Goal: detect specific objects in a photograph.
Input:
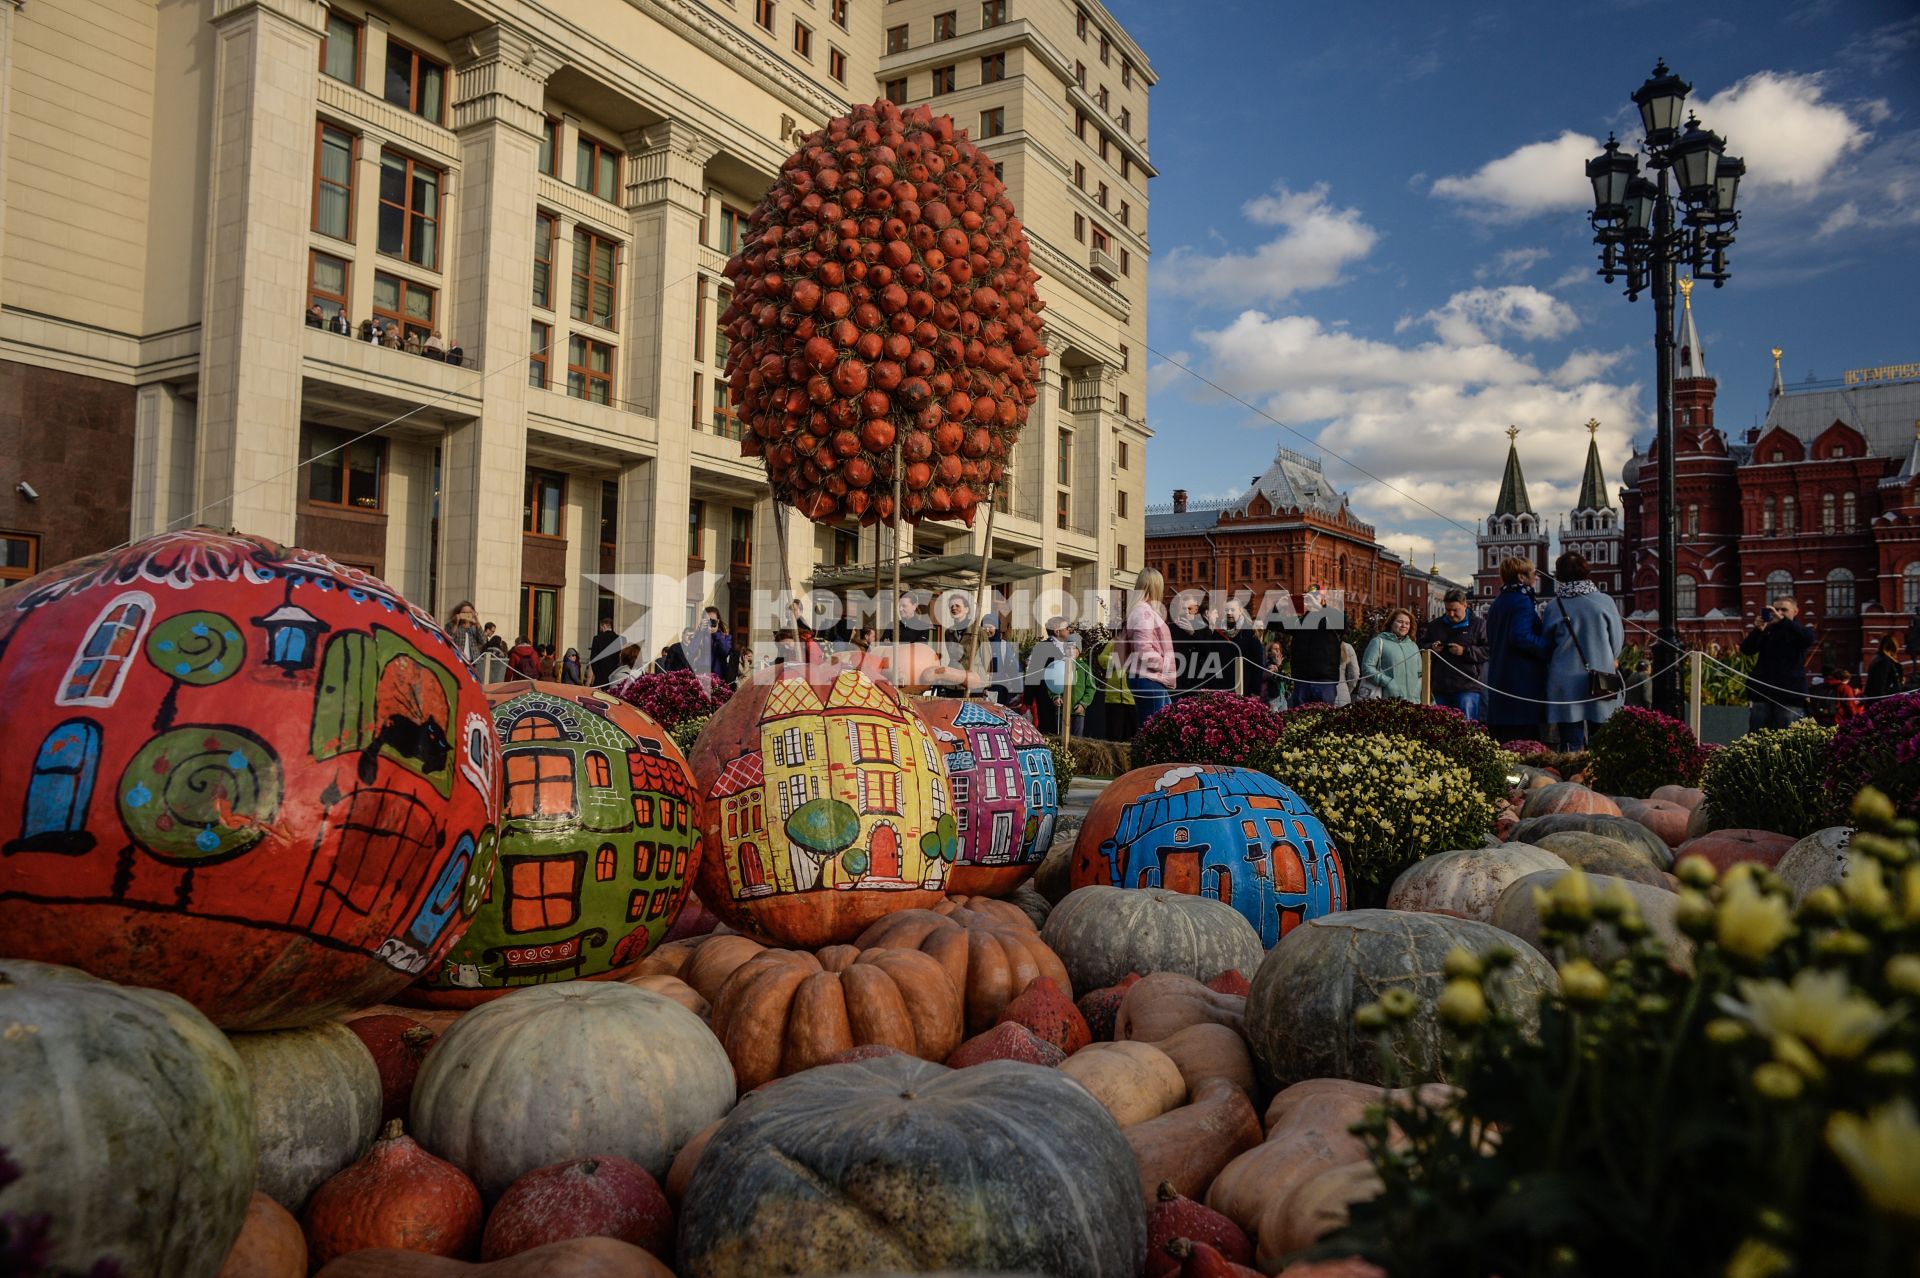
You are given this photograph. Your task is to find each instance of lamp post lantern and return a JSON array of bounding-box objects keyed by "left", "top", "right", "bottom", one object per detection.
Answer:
[{"left": 1588, "top": 60, "right": 1744, "bottom": 720}]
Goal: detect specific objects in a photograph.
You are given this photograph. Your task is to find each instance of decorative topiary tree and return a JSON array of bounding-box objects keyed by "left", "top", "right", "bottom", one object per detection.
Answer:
[{"left": 1587, "top": 705, "right": 1708, "bottom": 798}]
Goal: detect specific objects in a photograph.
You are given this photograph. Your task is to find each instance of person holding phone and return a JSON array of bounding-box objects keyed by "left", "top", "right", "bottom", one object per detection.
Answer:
[{"left": 1740, "top": 595, "right": 1815, "bottom": 731}]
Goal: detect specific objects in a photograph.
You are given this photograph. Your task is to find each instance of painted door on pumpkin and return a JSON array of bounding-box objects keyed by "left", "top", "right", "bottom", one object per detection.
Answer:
[
  {"left": 12, "top": 720, "right": 102, "bottom": 853},
  {"left": 869, "top": 824, "right": 900, "bottom": 878}
]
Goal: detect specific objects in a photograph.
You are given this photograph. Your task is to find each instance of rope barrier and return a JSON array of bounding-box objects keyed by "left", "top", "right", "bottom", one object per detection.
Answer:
[{"left": 1698, "top": 651, "right": 1913, "bottom": 706}]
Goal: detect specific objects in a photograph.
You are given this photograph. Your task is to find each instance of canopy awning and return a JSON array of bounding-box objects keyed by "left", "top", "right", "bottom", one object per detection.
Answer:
[{"left": 806, "top": 553, "right": 1055, "bottom": 592}]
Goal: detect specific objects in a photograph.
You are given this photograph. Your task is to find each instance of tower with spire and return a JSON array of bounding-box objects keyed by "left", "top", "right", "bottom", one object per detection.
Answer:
[
  {"left": 1675, "top": 277, "right": 1716, "bottom": 433},
  {"left": 1474, "top": 426, "right": 1551, "bottom": 601},
  {"left": 1560, "top": 419, "right": 1626, "bottom": 604}
]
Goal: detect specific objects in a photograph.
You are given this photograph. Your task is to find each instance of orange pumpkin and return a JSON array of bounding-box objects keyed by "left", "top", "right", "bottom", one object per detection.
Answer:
[
  {"left": 855, "top": 908, "right": 1070, "bottom": 1032},
  {"left": 710, "top": 945, "right": 964, "bottom": 1089},
  {"left": 1519, "top": 782, "right": 1621, "bottom": 819},
  {"left": 312, "top": 1236, "right": 674, "bottom": 1277},
  {"left": 934, "top": 894, "right": 1039, "bottom": 931},
  {"left": 215, "top": 1191, "right": 308, "bottom": 1278},
  {"left": 303, "top": 1120, "right": 484, "bottom": 1266}
]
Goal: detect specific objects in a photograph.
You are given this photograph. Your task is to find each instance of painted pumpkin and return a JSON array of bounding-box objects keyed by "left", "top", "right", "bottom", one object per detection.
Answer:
[
  {"left": 407, "top": 682, "right": 697, "bottom": 1007},
  {"left": 912, "top": 698, "right": 1059, "bottom": 896},
  {"left": 411, "top": 982, "right": 735, "bottom": 1201},
  {"left": 0, "top": 531, "right": 500, "bottom": 1030},
  {"left": 688, "top": 666, "right": 955, "bottom": 946},
  {"left": 0, "top": 959, "right": 256, "bottom": 1278},
  {"left": 1042, "top": 886, "right": 1265, "bottom": 994},
  {"left": 231, "top": 1019, "right": 384, "bottom": 1212},
  {"left": 1070, "top": 766, "right": 1345, "bottom": 946},
  {"left": 677, "top": 1054, "right": 1146, "bottom": 1278}
]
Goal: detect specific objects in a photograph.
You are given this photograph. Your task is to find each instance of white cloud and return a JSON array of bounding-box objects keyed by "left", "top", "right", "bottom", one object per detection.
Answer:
[
  {"left": 1817, "top": 202, "right": 1862, "bottom": 239},
  {"left": 1430, "top": 130, "right": 1601, "bottom": 221},
  {"left": 1408, "top": 286, "right": 1580, "bottom": 346},
  {"left": 1693, "top": 71, "right": 1870, "bottom": 192},
  {"left": 1474, "top": 246, "right": 1551, "bottom": 281},
  {"left": 1157, "top": 185, "right": 1379, "bottom": 305}
]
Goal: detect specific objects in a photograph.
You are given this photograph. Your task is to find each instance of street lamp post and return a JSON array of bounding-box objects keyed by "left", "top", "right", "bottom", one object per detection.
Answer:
[{"left": 1587, "top": 61, "right": 1745, "bottom": 719}]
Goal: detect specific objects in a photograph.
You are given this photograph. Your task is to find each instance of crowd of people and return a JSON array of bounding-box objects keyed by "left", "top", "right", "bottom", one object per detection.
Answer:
[{"left": 305, "top": 303, "right": 465, "bottom": 365}]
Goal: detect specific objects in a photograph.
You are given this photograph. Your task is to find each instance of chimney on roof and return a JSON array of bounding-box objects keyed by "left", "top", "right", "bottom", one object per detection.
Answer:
[
  {"left": 1172, "top": 489, "right": 1188, "bottom": 513},
  {"left": 1746, "top": 427, "right": 1760, "bottom": 444}
]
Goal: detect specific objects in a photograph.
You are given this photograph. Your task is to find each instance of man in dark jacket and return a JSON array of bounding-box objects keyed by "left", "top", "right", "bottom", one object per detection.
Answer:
[
  {"left": 1419, "top": 589, "right": 1489, "bottom": 721},
  {"left": 1740, "top": 595, "right": 1816, "bottom": 731},
  {"left": 588, "top": 617, "right": 624, "bottom": 686},
  {"left": 1866, "top": 635, "right": 1903, "bottom": 701},
  {"left": 1222, "top": 601, "right": 1267, "bottom": 697},
  {"left": 1286, "top": 594, "right": 1344, "bottom": 706}
]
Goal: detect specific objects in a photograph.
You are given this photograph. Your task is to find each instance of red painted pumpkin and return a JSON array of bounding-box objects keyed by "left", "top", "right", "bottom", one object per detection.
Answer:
[
  {"left": 481, "top": 1156, "right": 672, "bottom": 1262},
  {"left": 303, "top": 1120, "right": 484, "bottom": 1266},
  {"left": 913, "top": 698, "right": 1060, "bottom": 896},
  {"left": 0, "top": 531, "right": 500, "bottom": 1029},
  {"left": 406, "top": 682, "right": 697, "bottom": 1008},
  {"left": 688, "top": 666, "right": 954, "bottom": 946}
]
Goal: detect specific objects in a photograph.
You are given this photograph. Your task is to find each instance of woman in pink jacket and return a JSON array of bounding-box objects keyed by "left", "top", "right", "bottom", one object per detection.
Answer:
[{"left": 1115, "top": 567, "right": 1176, "bottom": 725}]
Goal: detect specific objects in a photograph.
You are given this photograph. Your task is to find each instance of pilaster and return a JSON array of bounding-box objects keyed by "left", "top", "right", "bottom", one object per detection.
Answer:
[
  {"left": 623, "top": 119, "right": 717, "bottom": 422},
  {"left": 194, "top": 0, "right": 329, "bottom": 541},
  {"left": 0, "top": 0, "right": 24, "bottom": 292},
  {"left": 615, "top": 456, "right": 691, "bottom": 659},
  {"left": 131, "top": 382, "right": 194, "bottom": 539}
]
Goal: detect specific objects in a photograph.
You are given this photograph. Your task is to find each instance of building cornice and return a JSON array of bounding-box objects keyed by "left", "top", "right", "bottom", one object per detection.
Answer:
[
  {"left": 1027, "top": 232, "right": 1129, "bottom": 325},
  {"left": 621, "top": 0, "right": 845, "bottom": 124},
  {"left": 211, "top": 0, "right": 327, "bottom": 34},
  {"left": 1078, "top": 0, "right": 1157, "bottom": 85}
]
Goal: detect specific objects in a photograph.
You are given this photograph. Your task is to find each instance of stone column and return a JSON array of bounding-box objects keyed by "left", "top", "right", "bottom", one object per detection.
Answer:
[
  {"left": 194, "top": 0, "right": 329, "bottom": 541},
  {"left": 131, "top": 382, "right": 194, "bottom": 539},
  {"left": 436, "top": 24, "right": 562, "bottom": 625},
  {"left": 614, "top": 455, "right": 691, "bottom": 660}
]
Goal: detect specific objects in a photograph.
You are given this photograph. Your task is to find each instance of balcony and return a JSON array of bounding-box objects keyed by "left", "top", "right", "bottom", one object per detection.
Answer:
[{"left": 1088, "top": 245, "right": 1120, "bottom": 282}]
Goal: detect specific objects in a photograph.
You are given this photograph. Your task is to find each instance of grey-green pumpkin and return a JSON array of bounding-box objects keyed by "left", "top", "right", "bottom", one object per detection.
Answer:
[
  {"left": 0, "top": 959, "right": 256, "bottom": 1277},
  {"left": 1042, "top": 885, "right": 1264, "bottom": 991},
  {"left": 1245, "top": 910, "right": 1557, "bottom": 1089},
  {"left": 1510, "top": 812, "right": 1672, "bottom": 868},
  {"left": 677, "top": 1054, "right": 1145, "bottom": 1278},
  {"left": 230, "top": 1019, "right": 381, "bottom": 1212}
]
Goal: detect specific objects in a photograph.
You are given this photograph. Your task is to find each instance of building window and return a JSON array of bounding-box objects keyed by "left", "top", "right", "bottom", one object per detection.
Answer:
[
  {"left": 832, "top": 0, "right": 849, "bottom": 28},
  {"left": 1781, "top": 495, "right": 1797, "bottom": 533},
  {"left": 525, "top": 470, "right": 566, "bottom": 536},
  {"left": 1074, "top": 161, "right": 1084, "bottom": 188},
  {"left": 567, "top": 335, "right": 615, "bottom": 405},
  {"left": 1819, "top": 491, "right": 1836, "bottom": 532},
  {"left": 1076, "top": 111, "right": 1086, "bottom": 140},
  {"left": 1761, "top": 495, "right": 1774, "bottom": 533},
  {"left": 1121, "top": 58, "right": 1132, "bottom": 87},
  {"left": 1120, "top": 199, "right": 1130, "bottom": 227},
  {"left": 1118, "top": 440, "right": 1128, "bottom": 469},
  {"left": 0, "top": 533, "right": 38, "bottom": 584},
  {"left": 1766, "top": 570, "right": 1793, "bottom": 602},
  {"left": 793, "top": 20, "right": 811, "bottom": 56},
  {"left": 1118, "top": 391, "right": 1129, "bottom": 416},
  {"left": 377, "top": 150, "right": 441, "bottom": 269},
  {"left": 713, "top": 379, "right": 742, "bottom": 438},
  {"left": 884, "top": 77, "right": 907, "bottom": 104},
  {"left": 382, "top": 40, "right": 445, "bottom": 125},
  {"left": 829, "top": 46, "right": 846, "bottom": 81},
  {"left": 1842, "top": 491, "right": 1858, "bottom": 531},
  {"left": 1122, "top": 154, "right": 1131, "bottom": 179},
  {"left": 504, "top": 851, "right": 579, "bottom": 930},
  {"left": 539, "top": 117, "right": 558, "bottom": 176},
  {"left": 886, "top": 23, "right": 909, "bottom": 52},
  {"left": 1097, "top": 85, "right": 1109, "bottom": 110},
  {"left": 1676, "top": 574, "right": 1697, "bottom": 618},
  {"left": 322, "top": 10, "right": 361, "bottom": 84},
  {"left": 1076, "top": 6, "right": 1088, "bottom": 38},
  {"left": 981, "top": 52, "right": 1005, "bottom": 83},
  {"left": 932, "top": 10, "right": 956, "bottom": 40},
  {"left": 1057, "top": 491, "right": 1069, "bottom": 529},
  {"left": 1099, "top": 133, "right": 1110, "bottom": 161},
  {"left": 980, "top": 108, "right": 1004, "bottom": 137},
  {"left": 574, "top": 136, "right": 621, "bottom": 203},
  {"left": 308, "top": 250, "right": 349, "bottom": 320},
  {"left": 756, "top": 0, "right": 776, "bottom": 31},
  {"left": 1826, "top": 568, "right": 1856, "bottom": 617},
  {"left": 1117, "top": 490, "right": 1128, "bottom": 517},
  {"left": 691, "top": 372, "right": 703, "bottom": 428},
  {"left": 1120, "top": 106, "right": 1131, "bottom": 133},
  {"left": 714, "top": 286, "right": 733, "bottom": 362},
  {"left": 982, "top": 0, "right": 1006, "bottom": 26},
  {"left": 931, "top": 64, "right": 956, "bottom": 94},
  {"left": 571, "top": 231, "right": 619, "bottom": 329},
  {"left": 1057, "top": 427, "right": 1072, "bottom": 484},
  {"left": 1097, "top": 181, "right": 1108, "bottom": 207},
  {"left": 1117, "top": 544, "right": 1128, "bottom": 571},
  {"left": 303, "top": 425, "right": 384, "bottom": 510},
  {"left": 1091, "top": 223, "right": 1111, "bottom": 252},
  {"left": 371, "top": 271, "right": 434, "bottom": 339},
  {"left": 1099, "top": 32, "right": 1110, "bottom": 63},
  {"left": 313, "top": 125, "right": 355, "bottom": 240},
  {"left": 529, "top": 320, "right": 551, "bottom": 389},
  {"left": 1073, "top": 213, "right": 1084, "bottom": 242},
  {"left": 1075, "top": 60, "right": 1086, "bottom": 87},
  {"left": 1684, "top": 502, "right": 1699, "bottom": 536},
  {"left": 532, "top": 211, "right": 556, "bottom": 309},
  {"left": 717, "top": 206, "right": 749, "bottom": 255},
  {"left": 1904, "top": 563, "right": 1920, "bottom": 611}
]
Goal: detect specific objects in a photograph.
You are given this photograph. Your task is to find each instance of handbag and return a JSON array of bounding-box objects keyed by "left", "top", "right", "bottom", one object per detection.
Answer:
[{"left": 1554, "top": 594, "right": 1625, "bottom": 700}]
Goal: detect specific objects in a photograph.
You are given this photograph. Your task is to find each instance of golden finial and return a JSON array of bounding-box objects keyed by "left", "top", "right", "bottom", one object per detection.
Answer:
[
  {"left": 1678, "top": 276, "right": 1695, "bottom": 307},
  {"left": 1506, "top": 424, "right": 1520, "bottom": 443},
  {"left": 1585, "top": 417, "right": 1601, "bottom": 438},
  {"left": 1771, "top": 347, "right": 1783, "bottom": 368}
]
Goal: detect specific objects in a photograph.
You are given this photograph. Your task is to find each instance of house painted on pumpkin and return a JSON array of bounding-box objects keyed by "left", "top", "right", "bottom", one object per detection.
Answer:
[{"left": 940, "top": 700, "right": 1027, "bottom": 867}]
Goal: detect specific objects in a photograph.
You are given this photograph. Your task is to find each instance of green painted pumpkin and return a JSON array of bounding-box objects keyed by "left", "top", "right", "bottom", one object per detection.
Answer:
[
  {"left": 1245, "top": 910, "right": 1556, "bottom": 1089},
  {"left": 1041, "top": 886, "right": 1263, "bottom": 992},
  {"left": 0, "top": 960, "right": 255, "bottom": 1277},
  {"left": 230, "top": 1020, "right": 382, "bottom": 1212},
  {"left": 677, "top": 1054, "right": 1145, "bottom": 1278},
  {"left": 412, "top": 982, "right": 735, "bottom": 1201}
]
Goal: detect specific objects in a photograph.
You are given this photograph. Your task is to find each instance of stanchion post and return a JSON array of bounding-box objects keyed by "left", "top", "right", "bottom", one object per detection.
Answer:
[
  {"left": 1420, "top": 648, "right": 1433, "bottom": 705},
  {"left": 1687, "top": 649, "right": 1704, "bottom": 738}
]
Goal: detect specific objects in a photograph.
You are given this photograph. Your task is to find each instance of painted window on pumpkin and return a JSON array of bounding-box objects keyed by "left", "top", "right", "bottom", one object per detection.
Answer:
[
  {"left": 505, "top": 854, "right": 580, "bottom": 932},
  {"left": 504, "top": 749, "right": 575, "bottom": 818}
]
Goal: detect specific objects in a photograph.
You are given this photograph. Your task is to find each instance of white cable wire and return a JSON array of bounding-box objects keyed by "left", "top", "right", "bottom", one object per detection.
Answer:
[{"left": 1699, "top": 651, "right": 1914, "bottom": 706}]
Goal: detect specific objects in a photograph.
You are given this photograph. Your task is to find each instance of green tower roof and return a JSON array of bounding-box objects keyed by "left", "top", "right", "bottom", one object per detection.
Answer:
[
  {"left": 1492, "top": 425, "right": 1533, "bottom": 517},
  {"left": 1575, "top": 419, "right": 1612, "bottom": 512}
]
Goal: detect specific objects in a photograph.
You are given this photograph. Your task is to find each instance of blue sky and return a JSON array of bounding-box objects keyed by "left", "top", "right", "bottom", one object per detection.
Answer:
[{"left": 1106, "top": 0, "right": 1920, "bottom": 582}]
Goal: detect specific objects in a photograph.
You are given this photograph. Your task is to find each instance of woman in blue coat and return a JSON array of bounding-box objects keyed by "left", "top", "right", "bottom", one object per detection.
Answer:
[
  {"left": 1484, "top": 556, "right": 1549, "bottom": 744},
  {"left": 1542, "top": 552, "right": 1624, "bottom": 750}
]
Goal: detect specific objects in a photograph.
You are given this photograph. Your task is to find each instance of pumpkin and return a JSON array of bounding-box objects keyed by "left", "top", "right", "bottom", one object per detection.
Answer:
[
  {"left": 677, "top": 1054, "right": 1146, "bottom": 1278},
  {"left": 1079, "top": 973, "right": 1143, "bottom": 1042},
  {"left": 1652, "top": 784, "right": 1705, "bottom": 810},
  {"left": 675, "top": 933, "right": 771, "bottom": 1004},
  {"left": 1123, "top": 1078, "right": 1263, "bottom": 1205},
  {"left": 1531, "top": 832, "right": 1670, "bottom": 886},
  {"left": 665, "top": 1118, "right": 724, "bottom": 1207},
  {"left": 934, "top": 893, "right": 1041, "bottom": 931},
  {"left": 711, "top": 945, "right": 964, "bottom": 1089},
  {"left": 948, "top": 1020, "right": 1068, "bottom": 1067},
  {"left": 1153, "top": 1023, "right": 1258, "bottom": 1100},
  {"left": 408, "top": 683, "right": 697, "bottom": 1008},
  {"left": 0, "top": 960, "right": 255, "bottom": 1278},
  {"left": 1161, "top": 1238, "right": 1264, "bottom": 1278},
  {"left": 1034, "top": 839, "right": 1074, "bottom": 904},
  {"left": 997, "top": 974, "right": 1089, "bottom": 1053},
  {"left": 1384, "top": 843, "right": 1566, "bottom": 923},
  {"left": 1071, "top": 766, "right": 1345, "bottom": 946},
  {"left": 913, "top": 699, "right": 1059, "bottom": 896},
  {"left": 304, "top": 1120, "right": 483, "bottom": 1266},
  {"left": 354, "top": 1003, "right": 462, "bottom": 1036},
  {"left": 855, "top": 908, "right": 1069, "bottom": 1032},
  {"left": 347, "top": 1013, "right": 439, "bottom": 1125},
  {"left": 1059, "top": 1041, "right": 1187, "bottom": 1126},
  {"left": 1674, "top": 828, "right": 1798, "bottom": 873},
  {"left": 1008, "top": 883, "right": 1052, "bottom": 929},
  {"left": 313, "top": 1236, "right": 674, "bottom": 1277},
  {"left": 1206, "top": 970, "right": 1251, "bottom": 997},
  {"left": 232, "top": 1020, "right": 382, "bottom": 1212},
  {"left": 1116, "top": 973, "right": 1246, "bottom": 1044},
  {"left": 624, "top": 973, "right": 710, "bottom": 1020},
  {"left": 1146, "top": 1182, "right": 1254, "bottom": 1278},
  {"left": 482, "top": 1155, "right": 672, "bottom": 1262},
  {"left": 1519, "top": 782, "right": 1620, "bottom": 819},
  {"left": 1245, "top": 911, "right": 1556, "bottom": 1090},
  {"left": 216, "top": 1191, "right": 308, "bottom": 1278},
  {"left": 412, "top": 982, "right": 734, "bottom": 1200},
  {"left": 1510, "top": 812, "right": 1672, "bottom": 867},
  {"left": 1043, "top": 886, "right": 1264, "bottom": 993},
  {"left": 1252, "top": 1159, "right": 1381, "bottom": 1274},
  {"left": 663, "top": 894, "right": 722, "bottom": 942},
  {"left": 1207, "top": 1082, "right": 1377, "bottom": 1234},
  {"left": 0, "top": 531, "right": 500, "bottom": 1030},
  {"left": 1774, "top": 826, "right": 1852, "bottom": 903},
  {"left": 1615, "top": 796, "right": 1690, "bottom": 849},
  {"left": 687, "top": 666, "right": 954, "bottom": 947},
  {"left": 1491, "top": 870, "right": 1693, "bottom": 968}
]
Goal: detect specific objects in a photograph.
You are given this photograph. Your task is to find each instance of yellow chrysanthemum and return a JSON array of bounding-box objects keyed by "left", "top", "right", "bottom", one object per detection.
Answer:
[
  {"left": 1723, "top": 968, "right": 1893, "bottom": 1061},
  {"left": 1827, "top": 1099, "right": 1920, "bottom": 1221},
  {"left": 1714, "top": 873, "right": 1793, "bottom": 961}
]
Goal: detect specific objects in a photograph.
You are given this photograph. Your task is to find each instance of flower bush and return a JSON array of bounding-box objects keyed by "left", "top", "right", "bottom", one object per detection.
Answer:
[
  {"left": 611, "top": 668, "right": 734, "bottom": 729},
  {"left": 1702, "top": 718, "right": 1837, "bottom": 838},
  {"left": 1502, "top": 739, "right": 1553, "bottom": 761},
  {"left": 1588, "top": 705, "right": 1708, "bottom": 798},
  {"left": 1046, "top": 734, "right": 1077, "bottom": 803},
  {"left": 1317, "top": 786, "right": 1920, "bottom": 1276},
  {"left": 1277, "top": 699, "right": 1513, "bottom": 802},
  {"left": 1131, "top": 691, "right": 1287, "bottom": 770},
  {"left": 1263, "top": 732, "right": 1494, "bottom": 902},
  {"left": 669, "top": 714, "right": 710, "bottom": 757},
  {"left": 1828, "top": 691, "right": 1920, "bottom": 819}
]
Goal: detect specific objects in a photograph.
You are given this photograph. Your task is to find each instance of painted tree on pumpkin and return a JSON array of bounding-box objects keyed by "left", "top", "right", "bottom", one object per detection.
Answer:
[{"left": 786, "top": 797, "right": 861, "bottom": 887}]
